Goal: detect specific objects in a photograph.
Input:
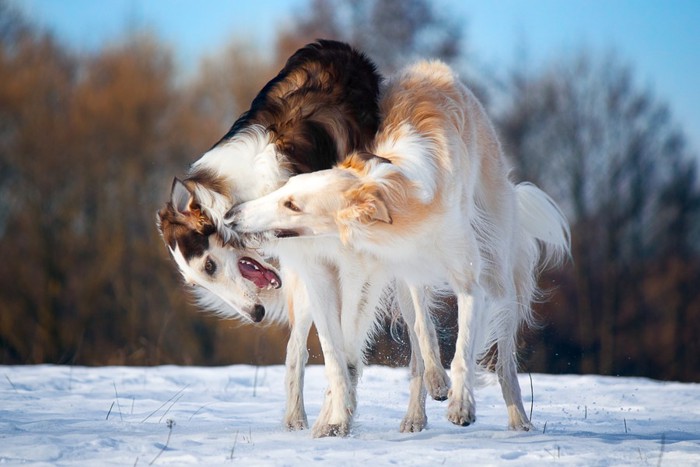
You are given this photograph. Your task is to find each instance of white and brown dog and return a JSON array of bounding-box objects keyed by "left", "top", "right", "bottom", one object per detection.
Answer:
[
  {"left": 227, "top": 60, "right": 571, "bottom": 430},
  {"left": 158, "top": 41, "right": 448, "bottom": 436}
]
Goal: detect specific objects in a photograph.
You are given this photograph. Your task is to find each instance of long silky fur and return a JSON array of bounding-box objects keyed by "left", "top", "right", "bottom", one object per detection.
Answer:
[
  {"left": 358, "top": 62, "right": 570, "bottom": 427},
  {"left": 229, "top": 60, "right": 571, "bottom": 429}
]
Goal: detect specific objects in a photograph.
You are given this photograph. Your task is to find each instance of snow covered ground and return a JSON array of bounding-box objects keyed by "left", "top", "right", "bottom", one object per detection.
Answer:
[{"left": 1, "top": 364, "right": 698, "bottom": 466}]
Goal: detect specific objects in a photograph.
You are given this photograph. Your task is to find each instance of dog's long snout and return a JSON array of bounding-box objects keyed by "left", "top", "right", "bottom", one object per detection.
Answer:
[{"left": 251, "top": 304, "right": 266, "bottom": 323}]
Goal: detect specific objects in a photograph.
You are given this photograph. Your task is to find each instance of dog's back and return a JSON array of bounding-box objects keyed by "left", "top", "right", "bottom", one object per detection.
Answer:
[{"left": 214, "top": 40, "right": 382, "bottom": 173}]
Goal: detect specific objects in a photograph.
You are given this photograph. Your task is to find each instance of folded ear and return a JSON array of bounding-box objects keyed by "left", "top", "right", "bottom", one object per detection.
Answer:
[
  {"left": 171, "top": 178, "right": 195, "bottom": 215},
  {"left": 344, "top": 185, "right": 392, "bottom": 225},
  {"left": 367, "top": 193, "right": 392, "bottom": 224}
]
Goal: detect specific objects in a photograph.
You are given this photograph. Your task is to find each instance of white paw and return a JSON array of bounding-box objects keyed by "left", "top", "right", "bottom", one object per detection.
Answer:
[
  {"left": 446, "top": 389, "right": 476, "bottom": 426},
  {"left": 424, "top": 366, "right": 450, "bottom": 401},
  {"left": 506, "top": 404, "right": 533, "bottom": 431},
  {"left": 508, "top": 416, "right": 533, "bottom": 432},
  {"left": 399, "top": 413, "right": 427, "bottom": 433},
  {"left": 283, "top": 414, "right": 308, "bottom": 431},
  {"left": 312, "top": 421, "right": 350, "bottom": 438}
]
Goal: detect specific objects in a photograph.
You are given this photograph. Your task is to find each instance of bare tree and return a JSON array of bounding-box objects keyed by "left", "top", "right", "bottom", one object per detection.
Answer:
[
  {"left": 499, "top": 50, "right": 700, "bottom": 379},
  {"left": 278, "top": 0, "right": 464, "bottom": 74},
  {"left": 0, "top": 14, "right": 311, "bottom": 366}
]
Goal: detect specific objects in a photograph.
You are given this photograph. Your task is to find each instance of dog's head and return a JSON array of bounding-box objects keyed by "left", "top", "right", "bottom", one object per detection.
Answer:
[
  {"left": 226, "top": 159, "right": 392, "bottom": 246},
  {"left": 157, "top": 178, "right": 282, "bottom": 323}
]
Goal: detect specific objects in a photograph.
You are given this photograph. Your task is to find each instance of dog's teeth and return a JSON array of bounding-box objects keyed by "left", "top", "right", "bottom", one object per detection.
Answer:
[{"left": 240, "top": 259, "right": 260, "bottom": 270}]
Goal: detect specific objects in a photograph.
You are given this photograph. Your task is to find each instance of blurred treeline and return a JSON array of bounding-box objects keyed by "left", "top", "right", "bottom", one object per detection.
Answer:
[{"left": 1, "top": 0, "right": 698, "bottom": 381}]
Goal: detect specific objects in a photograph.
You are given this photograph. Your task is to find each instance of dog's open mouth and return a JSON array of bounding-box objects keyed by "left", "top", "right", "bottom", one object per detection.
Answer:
[
  {"left": 238, "top": 257, "right": 282, "bottom": 289},
  {"left": 275, "top": 229, "right": 299, "bottom": 238}
]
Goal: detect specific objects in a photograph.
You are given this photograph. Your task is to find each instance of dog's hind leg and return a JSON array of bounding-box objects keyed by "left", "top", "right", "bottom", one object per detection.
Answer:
[
  {"left": 283, "top": 278, "right": 313, "bottom": 430},
  {"left": 405, "top": 284, "right": 450, "bottom": 401},
  {"left": 497, "top": 269, "right": 534, "bottom": 431},
  {"left": 495, "top": 303, "right": 532, "bottom": 431}
]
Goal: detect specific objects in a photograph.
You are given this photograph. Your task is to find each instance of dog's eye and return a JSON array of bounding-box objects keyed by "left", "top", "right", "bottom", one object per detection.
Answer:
[
  {"left": 284, "top": 199, "right": 301, "bottom": 212},
  {"left": 204, "top": 258, "right": 217, "bottom": 276}
]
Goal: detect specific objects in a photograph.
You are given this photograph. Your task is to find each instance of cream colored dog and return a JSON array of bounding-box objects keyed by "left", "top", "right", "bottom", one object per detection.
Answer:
[{"left": 227, "top": 60, "right": 570, "bottom": 430}]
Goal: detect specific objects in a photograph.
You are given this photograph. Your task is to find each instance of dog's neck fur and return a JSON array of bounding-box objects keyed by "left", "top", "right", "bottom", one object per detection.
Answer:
[{"left": 188, "top": 125, "right": 292, "bottom": 239}]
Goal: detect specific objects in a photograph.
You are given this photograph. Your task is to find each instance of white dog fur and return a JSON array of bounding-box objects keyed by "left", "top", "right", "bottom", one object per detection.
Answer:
[
  {"left": 227, "top": 60, "right": 571, "bottom": 430},
  {"left": 158, "top": 42, "right": 449, "bottom": 436}
]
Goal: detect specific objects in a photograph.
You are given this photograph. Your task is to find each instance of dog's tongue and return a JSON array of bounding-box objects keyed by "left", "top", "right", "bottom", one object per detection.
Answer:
[{"left": 238, "top": 257, "right": 282, "bottom": 289}]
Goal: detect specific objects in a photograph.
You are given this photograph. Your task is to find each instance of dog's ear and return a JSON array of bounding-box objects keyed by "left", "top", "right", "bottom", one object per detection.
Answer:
[
  {"left": 171, "top": 178, "right": 195, "bottom": 215},
  {"left": 372, "top": 196, "right": 392, "bottom": 224},
  {"left": 168, "top": 178, "right": 212, "bottom": 233},
  {"left": 341, "top": 151, "right": 392, "bottom": 172},
  {"left": 343, "top": 184, "right": 392, "bottom": 225}
]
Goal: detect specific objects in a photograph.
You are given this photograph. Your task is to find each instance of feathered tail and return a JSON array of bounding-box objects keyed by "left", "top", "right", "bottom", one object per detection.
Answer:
[
  {"left": 512, "top": 181, "right": 570, "bottom": 330},
  {"left": 476, "top": 182, "right": 571, "bottom": 377},
  {"left": 515, "top": 182, "right": 571, "bottom": 269}
]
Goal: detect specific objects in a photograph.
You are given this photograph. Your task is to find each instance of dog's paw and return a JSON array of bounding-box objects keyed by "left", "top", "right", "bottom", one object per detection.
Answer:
[
  {"left": 447, "top": 404, "right": 476, "bottom": 426},
  {"left": 507, "top": 411, "right": 533, "bottom": 432},
  {"left": 424, "top": 366, "right": 450, "bottom": 401},
  {"left": 399, "top": 413, "right": 427, "bottom": 433},
  {"left": 312, "top": 422, "right": 350, "bottom": 438},
  {"left": 446, "top": 389, "right": 476, "bottom": 426},
  {"left": 283, "top": 416, "right": 308, "bottom": 431},
  {"left": 505, "top": 405, "right": 533, "bottom": 431},
  {"left": 509, "top": 420, "right": 533, "bottom": 432}
]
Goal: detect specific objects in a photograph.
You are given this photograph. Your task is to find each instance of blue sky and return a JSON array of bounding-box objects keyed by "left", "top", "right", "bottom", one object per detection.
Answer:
[{"left": 19, "top": 0, "right": 700, "bottom": 150}]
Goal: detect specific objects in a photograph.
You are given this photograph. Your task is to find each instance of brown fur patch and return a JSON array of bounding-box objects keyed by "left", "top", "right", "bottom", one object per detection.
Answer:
[
  {"left": 186, "top": 167, "right": 229, "bottom": 198},
  {"left": 157, "top": 171, "right": 225, "bottom": 261},
  {"left": 341, "top": 151, "right": 392, "bottom": 171},
  {"left": 214, "top": 40, "right": 381, "bottom": 175},
  {"left": 157, "top": 202, "right": 217, "bottom": 261}
]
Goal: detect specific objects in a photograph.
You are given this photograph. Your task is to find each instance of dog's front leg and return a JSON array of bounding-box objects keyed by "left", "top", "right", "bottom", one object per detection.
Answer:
[
  {"left": 336, "top": 253, "right": 389, "bottom": 418},
  {"left": 446, "top": 283, "right": 484, "bottom": 427},
  {"left": 308, "top": 276, "right": 353, "bottom": 438},
  {"left": 405, "top": 284, "right": 450, "bottom": 402},
  {"left": 395, "top": 282, "right": 429, "bottom": 432},
  {"left": 283, "top": 273, "right": 313, "bottom": 430},
  {"left": 278, "top": 247, "right": 353, "bottom": 438}
]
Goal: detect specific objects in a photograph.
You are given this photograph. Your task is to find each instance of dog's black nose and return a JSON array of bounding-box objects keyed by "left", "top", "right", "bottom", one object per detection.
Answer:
[{"left": 251, "top": 304, "right": 266, "bottom": 323}]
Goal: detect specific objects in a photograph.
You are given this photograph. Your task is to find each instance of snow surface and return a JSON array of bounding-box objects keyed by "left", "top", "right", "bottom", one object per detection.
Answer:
[{"left": 1, "top": 364, "right": 699, "bottom": 466}]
